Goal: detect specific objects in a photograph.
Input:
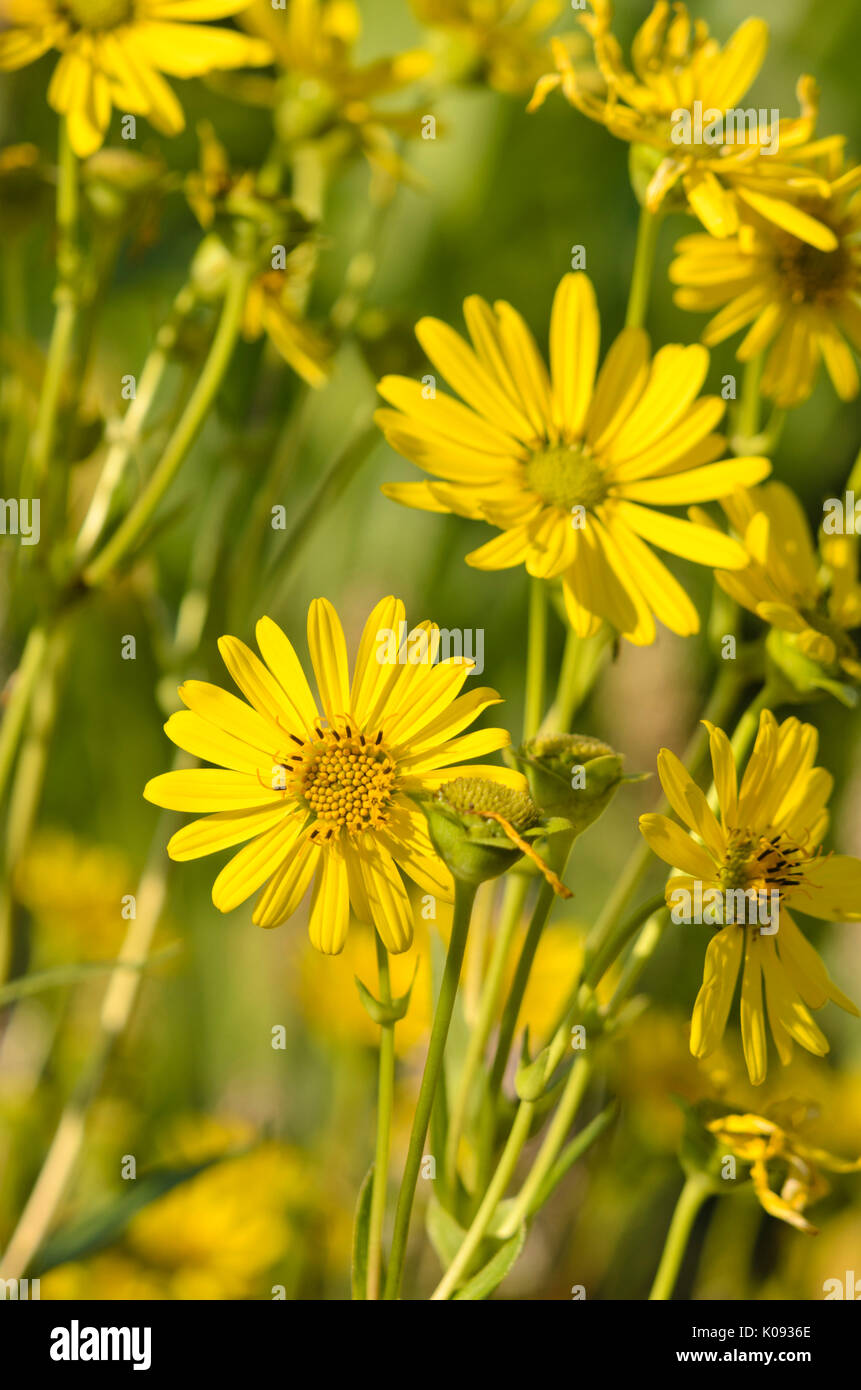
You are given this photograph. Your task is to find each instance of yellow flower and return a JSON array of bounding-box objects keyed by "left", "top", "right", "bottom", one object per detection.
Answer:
[
  {"left": 412, "top": 0, "right": 574, "bottom": 96},
  {"left": 670, "top": 145, "right": 861, "bottom": 407},
  {"left": 0, "top": 1, "right": 272, "bottom": 158},
  {"left": 144, "top": 597, "right": 513, "bottom": 953},
  {"left": 13, "top": 830, "right": 134, "bottom": 963},
  {"left": 640, "top": 710, "right": 861, "bottom": 1085},
  {"left": 185, "top": 123, "right": 332, "bottom": 388},
  {"left": 530, "top": 1, "right": 837, "bottom": 250},
  {"left": 700, "top": 482, "right": 861, "bottom": 693},
  {"left": 237, "top": 0, "right": 431, "bottom": 178},
  {"left": 41, "top": 1119, "right": 316, "bottom": 1300},
  {"left": 707, "top": 1110, "right": 861, "bottom": 1233},
  {"left": 377, "top": 271, "right": 769, "bottom": 645}
]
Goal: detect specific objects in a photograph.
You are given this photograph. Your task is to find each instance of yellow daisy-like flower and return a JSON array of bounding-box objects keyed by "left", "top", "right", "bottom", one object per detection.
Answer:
[
  {"left": 670, "top": 144, "right": 861, "bottom": 407},
  {"left": 0, "top": 1, "right": 272, "bottom": 158},
  {"left": 698, "top": 482, "right": 861, "bottom": 692},
  {"left": 640, "top": 710, "right": 861, "bottom": 1085},
  {"left": 707, "top": 1111, "right": 861, "bottom": 1233},
  {"left": 529, "top": 1, "right": 837, "bottom": 251},
  {"left": 143, "top": 597, "right": 512, "bottom": 954},
  {"left": 377, "top": 271, "right": 770, "bottom": 645}
]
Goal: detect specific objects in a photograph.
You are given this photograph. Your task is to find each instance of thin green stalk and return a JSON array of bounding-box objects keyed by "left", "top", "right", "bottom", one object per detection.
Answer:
[
  {"left": 443, "top": 874, "right": 530, "bottom": 1191},
  {"left": 261, "top": 421, "right": 379, "bottom": 612},
  {"left": 367, "top": 933, "right": 395, "bottom": 1301},
  {"left": 22, "top": 119, "right": 80, "bottom": 495},
  {"left": 625, "top": 205, "right": 662, "bottom": 330},
  {"left": 523, "top": 577, "right": 547, "bottom": 739},
  {"left": 431, "top": 1101, "right": 534, "bottom": 1300},
  {"left": 540, "top": 626, "right": 609, "bottom": 735},
  {"left": 731, "top": 352, "right": 764, "bottom": 450},
  {"left": 73, "top": 281, "right": 198, "bottom": 564},
  {"left": 0, "top": 625, "right": 48, "bottom": 808},
  {"left": 649, "top": 1173, "right": 713, "bottom": 1300},
  {"left": 496, "top": 1057, "right": 592, "bottom": 1238},
  {"left": 82, "top": 255, "right": 254, "bottom": 587},
  {"left": 488, "top": 833, "right": 573, "bottom": 1099},
  {"left": 383, "top": 880, "right": 476, "bottom": 1300}
]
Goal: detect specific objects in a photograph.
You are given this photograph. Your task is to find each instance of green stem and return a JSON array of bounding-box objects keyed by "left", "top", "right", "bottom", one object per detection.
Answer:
[
  {"left": 383, "top": 879, "right": 476, "bottom": 1300},
  {"left": 523, "top": 577, "right": 547, "bottom": 739},
  {"left": 0, "top": 626, "right": 49, "bottom": 808},
  {"left": 82, "top": 255, "right": 254, "bottom": 587},
  {"left": 731, "top": 353, "right": 764, "bottom": 451},
  {"left": 540, "top": 626, "right": 609, "bottom": 735},
  {"left": 625, "top": 205, "right": 662, "bottom": 330},
  {"left": 367, "top": 933, "right": 395, "bottom": 1300},
  {"left": 497, "top": 1057, "right": 592, "bottom": 1238},
  {"left": 73, "top": 281, "right": 198, "bottom": 564},
  {"left": 22, "top": 120, "right": 79, "bottom": 495},
  {"left": 261, "top": 422, "right": 379, "bottom": 612},
  {"left": 488, "top": 834, "right": 573, "bottom": 1100},
  {"left": 443, "top": 873, "right": 530, "bottom": 1191},
  {"left": 649, "top": 1173, "right": 713, "bottom": 1300},
  {"left": 432, "top": 1101, "right": 534, "bottom": 1300}
]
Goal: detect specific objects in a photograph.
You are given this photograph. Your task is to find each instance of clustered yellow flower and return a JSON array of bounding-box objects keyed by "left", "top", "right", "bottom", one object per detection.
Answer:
[{"left": 0, "top": 1, "right": 272, "bottom": 157}]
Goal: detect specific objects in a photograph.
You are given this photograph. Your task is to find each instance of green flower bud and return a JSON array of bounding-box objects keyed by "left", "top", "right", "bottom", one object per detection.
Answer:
[
  {"left": 518, "top": 734, "right": 628, "bottom": 833},
  {"left": 421, "top": 777, "right": 540, "bottom": 886},
  {"left": 628, "top": 143, "right": 685, "bottom": 213}
]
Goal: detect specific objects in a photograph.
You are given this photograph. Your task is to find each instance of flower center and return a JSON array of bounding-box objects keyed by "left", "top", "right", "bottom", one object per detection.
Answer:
[
  {"left": 525, "top": 445, "right": 607, "bottom": 513},
  {"left": 64, "top": 0, "right": 134, "bottom": 30},
  {"left": 288, "top": 722, "right": 397, "bottom": 837},
  {"left": 719, "top": 831, "right": 808, "bottom": 901},
  {"left": 775, "top": 211, "right": 855, "bottom": 304}
]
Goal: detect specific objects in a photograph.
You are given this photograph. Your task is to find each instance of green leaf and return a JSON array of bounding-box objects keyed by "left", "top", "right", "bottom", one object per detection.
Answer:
[
  {"left": 354, "top": 958, "right": 419, "bottom": 1025},
  {"left": 426, "top": 1195, "right": 467, "bottom": 1268},
  {"left": 453, "top": 1225, "right": 526, "bottom": 1300},
  {"left": 0, "top": 944, "right": 182, "bottom": 1009},
  {"left": 351, "top": 1164, "right": 374, "bottom": 1301},
  {"left": 33, "top": 1150, "right": 245, "bottom": 1275}
]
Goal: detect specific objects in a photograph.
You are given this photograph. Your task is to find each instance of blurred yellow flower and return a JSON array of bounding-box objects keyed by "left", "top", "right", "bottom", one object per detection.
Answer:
[
  {"left": 641, "top": 710, "right": 861, "bottom": 1085},
  {"left": 378, "top": 271, "right": 769, "bottom": 645},
  {"left": 670, "top": 145, "right": 861, "bottom": 406},
  {"left": 530, "top": 1, "right": 836, "bottom": 250},
  {"left": 237, "top": 0, "right": 431, "bottom": 179},
  {"left": 144, "top": 597, "right": 512, "bottom": 953},
  {"left": 699, "top": 482, "right": 861, "bottom": 692},
  {"left": 41, "top": 1119, "right": 315, "bottom": 1300},
  {"left": 0, "top": 1, "right": 272, "bottom": 158},
  {"left": 412, "top": 0, "right": 574, "bottom": 96},
  {"left": 708, "top": 1110, "right": 861, "bottom": 1233},
  {"left": 13, "top": 830, "right": 133, "bottom": 963}
]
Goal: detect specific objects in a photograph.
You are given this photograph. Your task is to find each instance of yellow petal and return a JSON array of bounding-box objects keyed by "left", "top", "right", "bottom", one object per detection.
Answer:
[
  {"left": 690, "top": 925, "right": 743, "bottom": 1057},
  {"left": 549, "top": 273, "right": 599, "bottom": 440},
  {"left": 308, "top": 844, "right": 351, "bottom": 954}
]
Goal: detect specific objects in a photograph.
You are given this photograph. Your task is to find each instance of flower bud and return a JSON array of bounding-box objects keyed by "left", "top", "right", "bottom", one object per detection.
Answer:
[
  {"left": 421, "top": 777, "right": 540, "bottom": 886},
  {"left": 518, "top": 734, "right": 627, "bottom": 833}
]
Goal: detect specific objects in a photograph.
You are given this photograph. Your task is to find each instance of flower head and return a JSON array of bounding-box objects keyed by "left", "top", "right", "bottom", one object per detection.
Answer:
[
  {"left": 0, "top": 1, "right": 272, "bottom": 158},
  {"left": 530, "top": 1, "right": 836, "bottom": 250},
  {"left": 697, "top": 482, "right": 861, "bottom": 702},
  {"left": 640, "top": 710, "right": 861, "bottom": 1084},
  {"left": 671, "top": 145, "right": 861, "bottom": 407},
  {"left": 707, "top": 1110, "right": 861, "bottom": 1233},
  {"left": 377, "top": 271, "right": 770, "bottom": 645},
  {"left": 144, "top": 598, "right": 513, "bottom": 954},
  {"left": 234, "top": 0, "right": 431, "bottom": 180},
  {"left": 412, "top": 0, "right": 576, "bottom": 96}
]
